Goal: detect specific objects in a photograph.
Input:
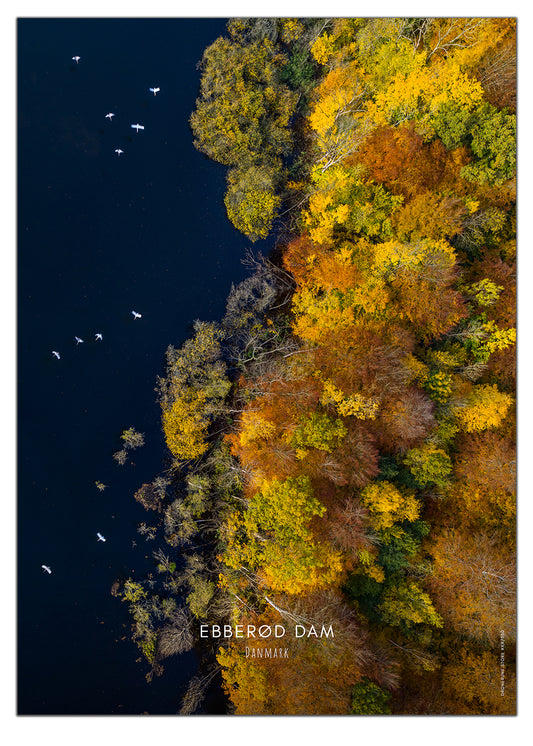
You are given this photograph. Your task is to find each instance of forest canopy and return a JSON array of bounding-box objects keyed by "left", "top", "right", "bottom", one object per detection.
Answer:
[{"left": 122, "top": 16, "right": 516, "bottom": 716}]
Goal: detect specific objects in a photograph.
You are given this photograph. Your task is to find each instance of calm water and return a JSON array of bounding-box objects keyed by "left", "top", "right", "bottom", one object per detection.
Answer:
[{"left": 17, "top": 18, "right": 255, "bottom": 715}]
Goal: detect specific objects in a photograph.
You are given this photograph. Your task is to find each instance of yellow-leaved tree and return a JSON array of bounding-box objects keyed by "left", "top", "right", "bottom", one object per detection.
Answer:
[
  {"left": 360, "top": 480, "right": 420, "bottom": 531},
  {"left": 162, "top": 390, "right": 209, "bottom": 461},
  {"left": 221, "top": 476, "right": 344, "bottom": 594},
  {"left": 454, "top": 383, "right": 513, "bottom": 432}
]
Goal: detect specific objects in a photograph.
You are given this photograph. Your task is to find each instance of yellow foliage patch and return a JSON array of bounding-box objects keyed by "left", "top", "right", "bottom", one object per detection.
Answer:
[
  {"left": 162, "top": 389, "right": 209, "bottom": 461},
  {"left": 360, "top": 480, "right": 421, "bottom": 531}
]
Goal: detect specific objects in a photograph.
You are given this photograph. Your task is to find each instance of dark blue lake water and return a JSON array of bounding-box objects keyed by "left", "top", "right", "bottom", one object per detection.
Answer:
[{"left": 17, "top": 17, "right": 255, "bottom": 715}]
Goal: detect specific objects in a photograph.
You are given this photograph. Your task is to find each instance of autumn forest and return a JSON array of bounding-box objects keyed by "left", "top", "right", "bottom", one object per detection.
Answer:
[{"left": 118, "top": 18, "right": 516, "bottom": 715}]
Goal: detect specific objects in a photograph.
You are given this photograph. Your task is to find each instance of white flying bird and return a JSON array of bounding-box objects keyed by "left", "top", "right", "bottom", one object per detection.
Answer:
[
  {"left": 97, "top": 532, "right": 106, "bottom": 542},
  {"left": 149, "top": 87, "right": 160, "bottom": 96},
  {"left": 105, "top": 112, "right": 115, "bottom": 120},
  {"left": 95, "top": 333, "right": 103, "bottom": 341},
  {"left": 75, "top": 336, "right": 84, "bottom": 345},
  {"left": 72, "top": 56, "right": 80, "bottom": 64},
  {"left": 114, "top": 148, "right": 124, "bottom": 156},
  {"left": 52, "top": 350, "right": 60, "bottom": 360},
  {"left": 131, "top": 123, "right": 145, "bottom": 132},
  {"left": 131, "top": 310, "right": 142, "bottom": 320},
  {"left": 41, "top": 565, "right": 52, "bottom": 574}
]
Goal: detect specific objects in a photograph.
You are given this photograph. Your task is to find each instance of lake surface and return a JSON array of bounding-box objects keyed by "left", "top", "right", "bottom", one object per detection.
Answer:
[{"left": 17, "top": 17, "right": 255, "bottom": 715}]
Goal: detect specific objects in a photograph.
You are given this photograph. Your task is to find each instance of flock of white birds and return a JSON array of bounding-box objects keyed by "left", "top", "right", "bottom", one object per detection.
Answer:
[
  {"left": 51, "top": 311, "right": 142, "bottom": 362},
  {"left": 73, "top": 55, "right": 161, "bottom": 157},
  {"left": 42, "top": 54, "right": 157, "bottom": 575}
]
